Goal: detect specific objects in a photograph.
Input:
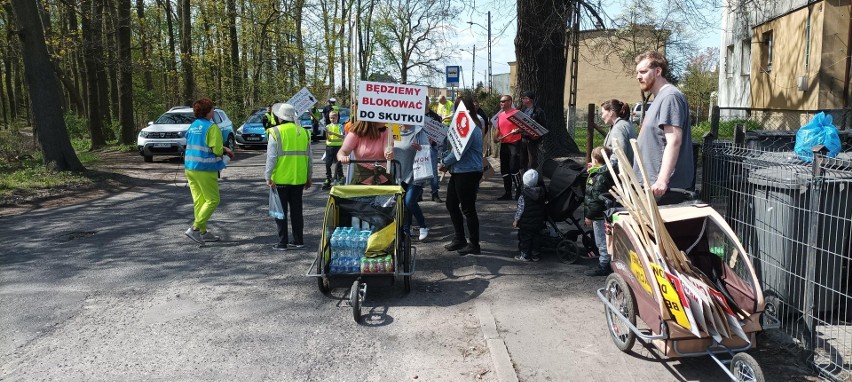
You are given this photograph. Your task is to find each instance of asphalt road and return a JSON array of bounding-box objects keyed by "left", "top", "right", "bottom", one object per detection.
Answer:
[{"left": 0, "top": 145, "right": 814, "bottom": 381}]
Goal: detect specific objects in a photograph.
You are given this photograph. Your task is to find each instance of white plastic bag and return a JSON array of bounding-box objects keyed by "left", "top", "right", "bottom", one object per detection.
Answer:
[
  {"left": 412, "top": 148, "right": 433, "bottom": 183},
  {"left": 269, "top": 188, "right": 285, "bottom": 219}
]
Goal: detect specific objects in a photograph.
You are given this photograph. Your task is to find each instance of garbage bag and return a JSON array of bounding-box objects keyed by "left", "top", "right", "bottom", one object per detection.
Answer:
[
  {"left": 269, "top": 188, "right": 285, "bottom": 219},
  {"left": 795, "top": 112, "right": 842, "bottom": 162}
]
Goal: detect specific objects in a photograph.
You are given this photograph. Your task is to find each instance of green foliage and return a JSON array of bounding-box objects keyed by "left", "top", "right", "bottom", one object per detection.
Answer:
[
  {"left": 573, "top": 123, "right": 606, "bottom": 154},
  {"left": 64, "top": 112, "right": 89, "bottom": 139},
  {"left": 692, "top": 119, "right": 760, "bottom": 140}
]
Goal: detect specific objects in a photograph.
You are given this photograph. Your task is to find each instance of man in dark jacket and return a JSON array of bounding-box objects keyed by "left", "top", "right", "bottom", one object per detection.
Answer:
[
  {"left": 512, "top": 169, "right": 545, "bottom": 262},
  {"left": 519, "top": 91, "right": 546, "bottom": 172}
]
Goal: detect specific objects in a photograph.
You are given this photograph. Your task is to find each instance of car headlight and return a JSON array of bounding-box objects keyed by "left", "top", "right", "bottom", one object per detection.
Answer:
[
  {"left": 177, "top": 130, "right": 186, "bottom": 138},
  {"left": 139, "top": 130, "right": 149, "bottom": 138},
  {"left": 237, "top": 126, "right": 244, "bottom": 134}
]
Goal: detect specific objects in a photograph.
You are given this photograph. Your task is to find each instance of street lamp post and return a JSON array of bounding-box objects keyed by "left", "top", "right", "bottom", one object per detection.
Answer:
[{"left": 467, "top": 11, "right": 492, "bottom": 93}]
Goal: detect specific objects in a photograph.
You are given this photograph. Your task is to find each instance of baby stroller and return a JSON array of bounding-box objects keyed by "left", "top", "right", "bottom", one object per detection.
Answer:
[
  {"left": 306, "top": 160, "right": 416, "bottom": 323},
  {"left": 540, "top": 158, "right": 598, "bottom": 263}
]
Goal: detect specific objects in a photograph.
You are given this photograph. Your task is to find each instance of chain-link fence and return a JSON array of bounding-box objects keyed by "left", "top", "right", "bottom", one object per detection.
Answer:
[{"left": 702, "top": 111, "right": 852, "bottom": 379}]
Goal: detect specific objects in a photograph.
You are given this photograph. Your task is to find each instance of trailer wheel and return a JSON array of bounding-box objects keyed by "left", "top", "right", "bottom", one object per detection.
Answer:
[
  {"left": 730, "top": 353, "right": 764, "bottom": 382},
  {"left": 317, "top": 276, "right": 330, "bottom": 295},
  {"left": 604, "top": 273, "right": 636, "bottom": 352},
  {"left": 557, "top": 239, "right": 579, "bottom": 264},
  {"left": 350, "top": 280, "right": 362, "bottom": 323}
]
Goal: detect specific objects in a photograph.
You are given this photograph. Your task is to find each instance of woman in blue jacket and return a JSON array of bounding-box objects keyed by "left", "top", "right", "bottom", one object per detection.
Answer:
[{"left": 439, "top": 95, "right": 483, "bottom": 255}]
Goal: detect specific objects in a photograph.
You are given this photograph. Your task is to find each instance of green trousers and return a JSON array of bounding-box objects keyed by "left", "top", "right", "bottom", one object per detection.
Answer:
[{"left": 185, "top": 169, "right": 220, "bottom": 232}]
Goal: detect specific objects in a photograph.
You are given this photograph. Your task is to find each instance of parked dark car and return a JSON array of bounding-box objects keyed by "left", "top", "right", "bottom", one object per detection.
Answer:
[{"left": 299, "top": 106, "right": 350, "bottom": 141}]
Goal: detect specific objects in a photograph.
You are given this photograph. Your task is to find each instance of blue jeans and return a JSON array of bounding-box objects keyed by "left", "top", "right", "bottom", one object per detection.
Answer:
[
  {"left": 403, "top": 183, "right": 426, "bottom": 233},
  {"left": 429, "top": 145, "right": 440, "bottom": 197},
  {"left": 593, "top": 220, "right": 609, "bottom": 266}
]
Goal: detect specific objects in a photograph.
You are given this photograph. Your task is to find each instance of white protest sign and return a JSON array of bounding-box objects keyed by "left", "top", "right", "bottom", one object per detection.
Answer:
[
  {"left": 423, "top": 118, "right": 448, "bottom": 144},
  {"left": 286, "top": 87, "right": 318, "bottom": 116},
  {"left": 447, "top": 102, "right": 477, "bottom": 160},
  {"left": 507, "top": 110, "right": 548, "bottom": 139},
  {"left": 357, "top": 81, "right": 427, "bottom": 125}
]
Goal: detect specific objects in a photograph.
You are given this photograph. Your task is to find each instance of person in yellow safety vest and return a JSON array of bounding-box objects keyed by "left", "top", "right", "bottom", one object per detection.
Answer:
[
  {"left": 262, "top": 103, "right": 279, "bottom": 131},
  {"left": 265, "top": 103, "right": 312, "bottom": 251},
  {"left": 322, "top": 110, "right": 345, "bottom": 190},
  {"left": 183, "top": 97, "right": 234, "bottom": 246},
  {"left": 322, "top": 98, "right": 340, "bottom": 125},
  {"left": 434, "top": 95, "right": 454, "bottom": 126}
]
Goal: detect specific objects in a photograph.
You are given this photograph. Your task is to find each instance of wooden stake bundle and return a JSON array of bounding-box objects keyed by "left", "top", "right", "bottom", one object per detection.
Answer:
[{"left": 603, "top": 139, "right": 749, "bottom": 342}]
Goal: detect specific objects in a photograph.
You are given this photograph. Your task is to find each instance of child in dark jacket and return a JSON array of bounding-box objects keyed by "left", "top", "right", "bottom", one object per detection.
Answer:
[
  {"left": 585, "top": 146, "right": 616, "bottom": 276},
  {"left": 512, "top": 169, "right": 546, "bottom": 262}
]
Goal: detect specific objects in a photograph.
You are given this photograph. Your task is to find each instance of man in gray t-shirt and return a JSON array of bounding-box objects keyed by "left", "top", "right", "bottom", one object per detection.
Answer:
[{"left": 633, "top": 51, "right": 694, "bottom": 204}]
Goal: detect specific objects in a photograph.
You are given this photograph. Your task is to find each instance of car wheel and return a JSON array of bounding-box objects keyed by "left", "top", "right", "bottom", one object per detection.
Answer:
[
  {"left": 143, "top": 155, "right": 153, "bottom": 163},
  {"left": 226, "top": 135, "right": 236, "bottom": 151}
]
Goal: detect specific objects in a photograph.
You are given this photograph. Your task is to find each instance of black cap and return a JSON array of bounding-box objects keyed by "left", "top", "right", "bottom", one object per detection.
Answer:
[{"left": 521, "top": 91, "right": 535, "bottom": 100}]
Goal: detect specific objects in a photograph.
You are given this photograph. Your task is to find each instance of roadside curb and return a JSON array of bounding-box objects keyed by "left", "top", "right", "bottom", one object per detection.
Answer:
[{"left": 476, "top": 300, "right": 519, "bottom": 382}]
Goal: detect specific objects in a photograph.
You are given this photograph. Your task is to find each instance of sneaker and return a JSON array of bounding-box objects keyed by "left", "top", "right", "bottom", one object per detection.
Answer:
[
  {"left": 419, "top": 227, "right": 429, "bottom": 241},
  {"left": 457, "top": 243, "right": 481, "bottom": 255},
  {"left": 288, "top": 242, "right": 305, "bottom": 249},
  {"left": 272, "top": 243, "right": 288, "bottom": 251},
  {"left": 530, "top": 255, "right": 541, "bottom": 262},
  {"left": 432, "top": 195, "right": 443, "bottom": 203},
  {"left": 185, "top": 227, "right": 204, "bottom": 245},
  {"left": 514, "top": 254, "right": 532, "bottom": 262},
  {"left": 321, "top": 180, "right": 332, "bottom": 190},
  {"left": 200, "top": 231, "right": 220, "bottom": 242},
  {"left": 444, "top": 240, "right": 467, "bottom": 251},
  {"left": 586, "top": 264, "right": 613, "bottom": 277}
]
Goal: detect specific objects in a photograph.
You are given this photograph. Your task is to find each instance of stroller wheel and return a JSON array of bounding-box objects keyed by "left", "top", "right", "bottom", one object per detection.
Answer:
[{"left": 557, "top": 239, "right": 580, "bottom": 264}]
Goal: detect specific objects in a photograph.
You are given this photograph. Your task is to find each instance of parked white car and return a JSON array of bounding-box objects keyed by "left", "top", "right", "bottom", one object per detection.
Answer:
[
  {"left": 137, "top": 106, "right": 236, "bottom": 162},
  {"left": 631, "top": 101, "right": 652, "bottom": 125}
]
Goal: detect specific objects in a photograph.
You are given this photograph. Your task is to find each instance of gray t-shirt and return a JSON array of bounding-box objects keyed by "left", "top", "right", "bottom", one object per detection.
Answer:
[
  {"left": 634, "top": 84, "right": 694, "bottom": 190},
  {"left": 604, "top": 117, "right": 637, "bottom": 167}
]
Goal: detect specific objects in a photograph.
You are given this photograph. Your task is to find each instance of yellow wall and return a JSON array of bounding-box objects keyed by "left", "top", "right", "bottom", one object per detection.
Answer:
[
  {"left": 571, "top": 32, "right": 645, "bottom": 112},
  {"left": 819, "top": 0, "right": 852, "bottom": 108},
  {"left": 751, "top": 3, "right": 823, "bottom": 109}
]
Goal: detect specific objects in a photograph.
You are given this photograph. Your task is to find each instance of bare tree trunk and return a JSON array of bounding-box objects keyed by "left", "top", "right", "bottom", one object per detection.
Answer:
[
  {"left": 515, "top": 0, "right": 579, "bottom": 156},
  {"left": 4, "top": 13, "right": 17, "bottom": 121},
  {"left": 40, "top": 0, "right": 86, "bottom": 116},
  {"left": 179, "top": 0, "right": 194, "bottom": 105},
  {"left": 105, "top": 0, "right": 120, "bottom": 121},
  {"left": 117, "top": 0, "right": 134, "bottom": 144},
  {"left": 94, "top": 0, "right": 112, "bottom": 137},
  {"left": 9, "top": 0, "right": 84, "bottom": 171},
  {"left": 135, "top": 0, "right": 153, "bottom": 91},
  {"left": 163, "top": 0, "right": 178, "bottom": 104},
  {"left": 82, "top": 0, "right": 107, "bottom": 148},
  {"left": 226, "top": 0, "right": 241, "bottom": 109},
  {"left": 293, "top": 0, "right": 306, "bottom": 85},
  {"left": 0, "top": 60, "right": 7, "bottom": 126}
]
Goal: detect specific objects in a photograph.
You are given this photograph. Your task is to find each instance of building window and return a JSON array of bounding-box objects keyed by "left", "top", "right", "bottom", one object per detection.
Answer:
[
  {"left": 760, "top": 30, "right": 773, "bottom": 72},
  {"left": 726, "top": 45, "right": 734, "bottom": 78},
  {"left": 741, "top": 39, "right": 751, "bottom": 75}
]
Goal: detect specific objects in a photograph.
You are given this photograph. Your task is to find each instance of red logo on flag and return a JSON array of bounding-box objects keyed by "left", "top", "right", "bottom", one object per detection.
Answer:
[{"left": 456, "top": 111, "right": 469, "bottom": 138}]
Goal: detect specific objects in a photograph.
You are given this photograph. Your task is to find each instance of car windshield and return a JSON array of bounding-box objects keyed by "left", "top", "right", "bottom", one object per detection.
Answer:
[
  {"left": 246, "top": 111, "right": 265, "bottom": 124},
  {"left": 299, "top": 112, "right": 311, "bottom": 120},
  {"left": 339, "top": 108, "right": 350, "bottom": 118},
  {"left": 155, "top": 112, "right": 196, "bottom": 124}
]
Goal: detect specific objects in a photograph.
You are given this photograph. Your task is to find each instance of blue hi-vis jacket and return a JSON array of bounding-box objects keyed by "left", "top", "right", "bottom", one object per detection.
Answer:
[{"left": 184, "top": 118, "right": 225, "bottom": 172}]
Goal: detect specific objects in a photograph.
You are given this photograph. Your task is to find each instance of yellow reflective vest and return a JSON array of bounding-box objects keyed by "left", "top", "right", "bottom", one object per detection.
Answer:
[
  {"left": 326, "top": 123, "right": 344, "bottom": 147},
  {"left": 269, "top": 122, "right": 311, "bottom": 185}
]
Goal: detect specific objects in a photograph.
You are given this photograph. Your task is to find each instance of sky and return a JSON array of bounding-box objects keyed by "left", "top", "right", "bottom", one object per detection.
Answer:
[{"left": 450, "top": 1, "right": 723, "bottom": 88}]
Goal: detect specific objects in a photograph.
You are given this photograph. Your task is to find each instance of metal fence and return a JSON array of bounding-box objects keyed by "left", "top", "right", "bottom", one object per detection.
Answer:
[{"left": 702, "top": 113, "right": 852, "bottom": 379}]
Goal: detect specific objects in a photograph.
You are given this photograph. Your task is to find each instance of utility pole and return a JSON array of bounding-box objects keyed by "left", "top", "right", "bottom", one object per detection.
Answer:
[
  {"left": 487, "top": 11, "right": 492, "bottom": 93},
  {"left": 472, "top": 45, "right": 476, "bottom": 91}
]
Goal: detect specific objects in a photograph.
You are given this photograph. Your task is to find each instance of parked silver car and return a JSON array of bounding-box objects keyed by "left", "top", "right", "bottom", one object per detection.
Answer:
[{"left": 137, "top": 106, "right": 235, "bottom": 162}]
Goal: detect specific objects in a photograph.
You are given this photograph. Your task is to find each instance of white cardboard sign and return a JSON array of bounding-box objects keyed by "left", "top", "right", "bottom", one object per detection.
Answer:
[
  {"left": 447, "top": 102, "right": 477, "bottom": 160},
  {"left": 507, "top": 110, "right": 548, "bottom": 139},
  {"left": 286, "top": 87, "right": 318, "bottom": 116},
  {"left": 423, "top": 118, "right": 448, "bottom": 144},
  {"left": 357, "top": 81, "right": 427, "bottom": 125}
]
